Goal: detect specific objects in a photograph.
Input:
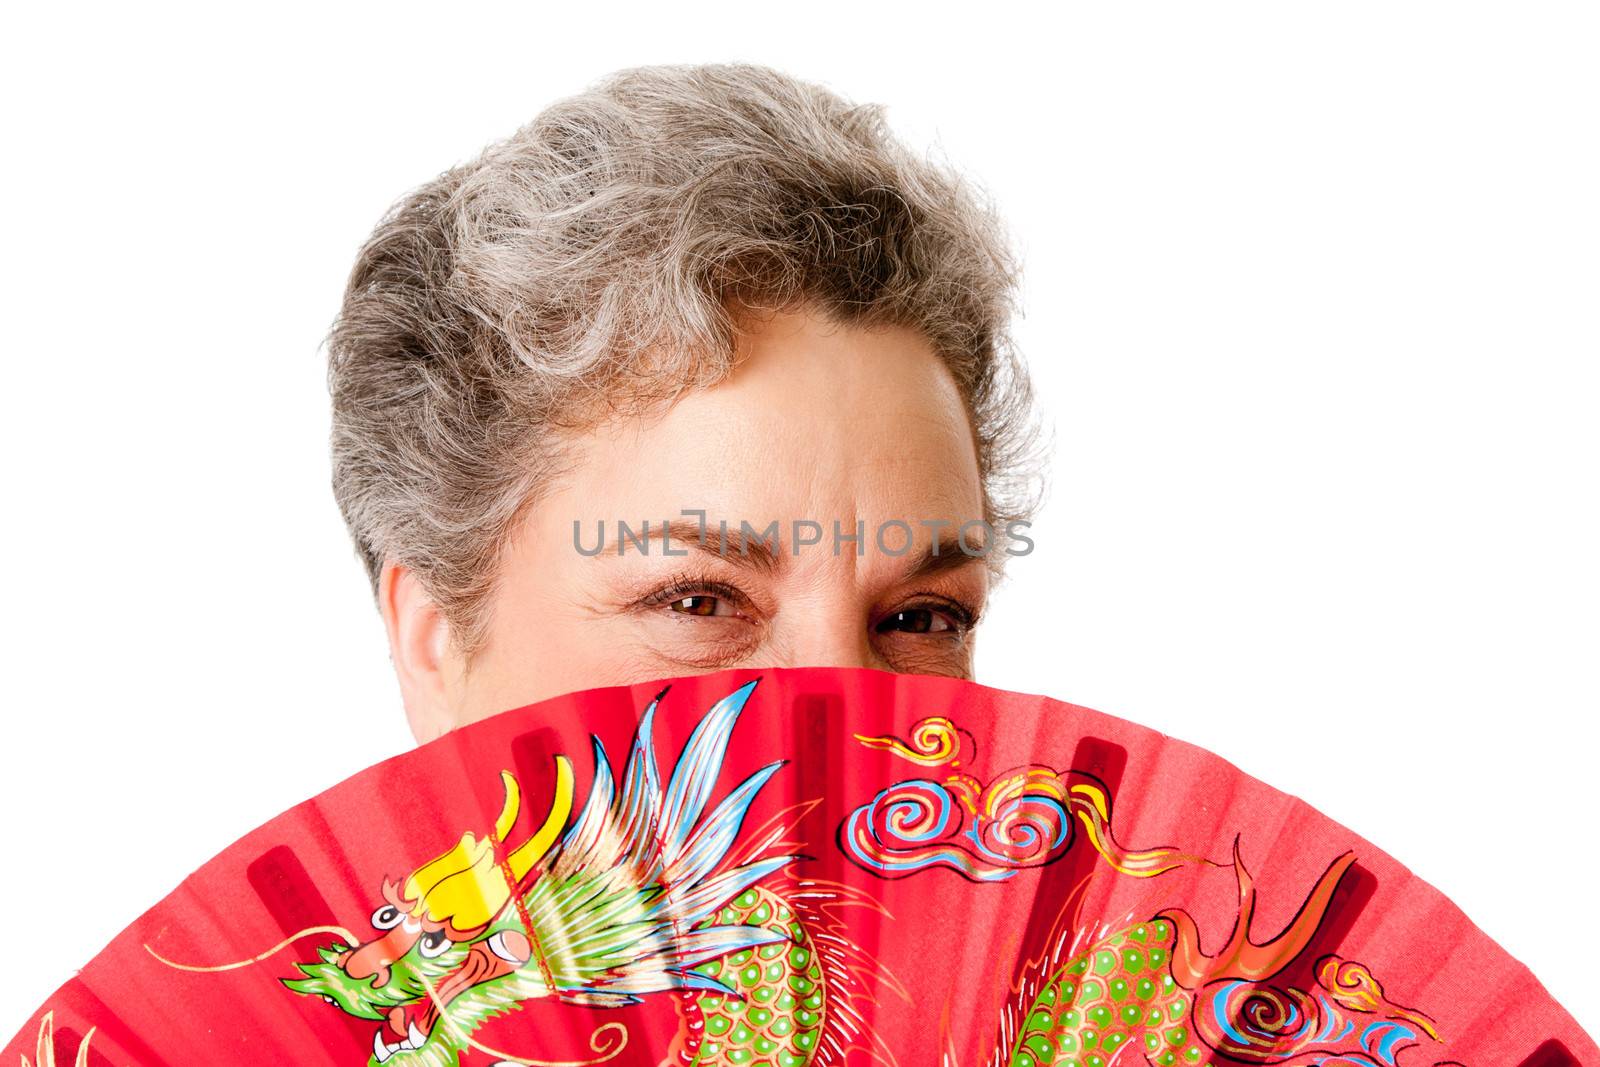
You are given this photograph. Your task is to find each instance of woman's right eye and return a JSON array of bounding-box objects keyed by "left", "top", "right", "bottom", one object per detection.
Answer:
[
  {"left": 636, "top": 578, "right": 750, "bottom": 620},
  {"left": 626, "top": 576, "right": 763, "bottom": 670},
  {"left": 667, "top": 594, "right": 735, "bottom": 617}
]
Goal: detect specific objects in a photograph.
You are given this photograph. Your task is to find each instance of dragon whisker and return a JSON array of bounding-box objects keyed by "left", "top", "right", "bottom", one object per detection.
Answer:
[{"left": 143, "top": 924, "right": 360, "bottom": 972}]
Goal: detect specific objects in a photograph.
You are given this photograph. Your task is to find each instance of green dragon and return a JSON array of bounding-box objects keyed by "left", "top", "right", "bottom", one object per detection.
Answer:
[
  {"left": 135, "top": 683, "right": 1452, "bottom": 1067},
  {"left": 277, "top": 679, "right": 890, "bottom": 1067}
]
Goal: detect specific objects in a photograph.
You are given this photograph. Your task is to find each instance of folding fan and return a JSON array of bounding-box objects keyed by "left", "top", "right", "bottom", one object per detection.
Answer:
[{"left": 5, "top": 666, "right": 1593, "bottom": 1067}]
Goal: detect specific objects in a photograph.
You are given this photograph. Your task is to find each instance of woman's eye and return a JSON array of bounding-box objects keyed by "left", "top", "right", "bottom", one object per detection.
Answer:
[
  {"left": 627, "top": 577, "right": 763, "bottom": 670},
  {"left": 667, "top": 593, "right": 736, "bottom": 617},
  {"left": 877, "top": 607, "right": 959, "bottom": 635}
]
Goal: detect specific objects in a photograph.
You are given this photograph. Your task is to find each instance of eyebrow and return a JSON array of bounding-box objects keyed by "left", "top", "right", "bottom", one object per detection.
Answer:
[
  {"left": 626, "top": 518, "right": 987, "bottom": 581},
  {"left": 905, "top": 535, "right": 989, "bottom": 581},
  {"left": 648, "top": 519, "right": 784, "bottom": 574}
]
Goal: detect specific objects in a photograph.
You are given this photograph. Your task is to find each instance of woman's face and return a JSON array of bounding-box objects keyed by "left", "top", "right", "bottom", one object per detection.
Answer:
[{"left": 384, "top": 306, "right": 990, "bottom": 742}]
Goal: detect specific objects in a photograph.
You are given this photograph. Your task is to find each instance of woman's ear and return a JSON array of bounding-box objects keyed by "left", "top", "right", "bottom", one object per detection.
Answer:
[{"left": 378, "top": 559, "right": 459, "bottom": 745}]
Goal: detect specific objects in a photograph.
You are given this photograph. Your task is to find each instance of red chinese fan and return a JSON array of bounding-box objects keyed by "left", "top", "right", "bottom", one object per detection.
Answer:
[{"left": 6, "top": 666, "right": 1594, "bottom": 1066}]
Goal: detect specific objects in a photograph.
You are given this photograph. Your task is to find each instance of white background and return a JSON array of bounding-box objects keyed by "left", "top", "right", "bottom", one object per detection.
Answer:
[{"left": 3, "top": 0, "right": 1596, "bottom": 1045}]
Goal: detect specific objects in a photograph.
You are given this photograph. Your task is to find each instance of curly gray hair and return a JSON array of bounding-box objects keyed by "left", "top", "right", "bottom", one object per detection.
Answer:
[{"left": 327, "top": 62, "right": 1042, "bottom": 662}]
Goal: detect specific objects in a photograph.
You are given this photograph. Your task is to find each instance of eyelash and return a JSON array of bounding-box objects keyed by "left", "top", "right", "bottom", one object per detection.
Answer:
[{"left": 634, "top": 574, "right": 751, "bottom": 615}]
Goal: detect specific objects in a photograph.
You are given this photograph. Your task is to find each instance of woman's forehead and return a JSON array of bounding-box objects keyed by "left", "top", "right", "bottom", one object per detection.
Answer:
[{"left": 538, "top": 309, "right": 985, "bottom": 528}]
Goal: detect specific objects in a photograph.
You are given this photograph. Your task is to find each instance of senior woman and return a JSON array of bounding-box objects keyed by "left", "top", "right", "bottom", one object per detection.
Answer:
[{"left": 329, "top": 62, "right": 1041, "bottom": 745}]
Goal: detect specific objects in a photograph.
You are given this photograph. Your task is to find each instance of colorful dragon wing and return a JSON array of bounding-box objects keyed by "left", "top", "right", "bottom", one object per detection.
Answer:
[{"left": 525, "top": 679, "right": 799, "bottom": 1003}]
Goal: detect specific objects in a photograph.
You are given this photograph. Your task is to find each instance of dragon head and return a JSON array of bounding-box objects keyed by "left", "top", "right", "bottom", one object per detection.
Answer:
[{"left": 283, "top": 761, "right": 574, "bottom": 1065}]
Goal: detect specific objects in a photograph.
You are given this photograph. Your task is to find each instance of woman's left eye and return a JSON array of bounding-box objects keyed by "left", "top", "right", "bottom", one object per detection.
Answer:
[{"left": 876, "top": 606, "right": 962, "bottom": 635}]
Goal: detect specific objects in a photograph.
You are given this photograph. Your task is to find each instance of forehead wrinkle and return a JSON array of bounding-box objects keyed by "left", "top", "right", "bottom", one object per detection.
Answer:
[{"left": 631, "top": 517, "right": 785, "bottom": 574}]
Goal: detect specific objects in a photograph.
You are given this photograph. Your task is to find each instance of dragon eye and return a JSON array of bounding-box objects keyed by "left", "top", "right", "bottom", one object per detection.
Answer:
[
  {"left": 371, "top": 905, "right": 403, "bottom": 931},
  {"left": 418, "top": 930, "right": 451, "bottom": 959}
]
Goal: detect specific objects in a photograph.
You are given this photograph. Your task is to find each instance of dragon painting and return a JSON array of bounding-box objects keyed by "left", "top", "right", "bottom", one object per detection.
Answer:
[
  {"left": 841, "top": 715, "right": 1458, "bottom": 1067},
  {"left": 268, "top": 678, "right": 891, "bottom": 1067},
  {"left": 125, "top": 683, "right": 1478, "bottom": 1067}
]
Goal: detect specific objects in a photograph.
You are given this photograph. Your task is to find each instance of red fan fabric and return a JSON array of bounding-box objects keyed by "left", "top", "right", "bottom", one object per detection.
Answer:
[{"left": 5, "top": 666, "right": 1594, "bottom": 1066}]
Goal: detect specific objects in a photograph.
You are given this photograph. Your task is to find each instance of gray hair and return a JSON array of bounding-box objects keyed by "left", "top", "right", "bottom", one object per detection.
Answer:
[{"left": 327, "top": 62, "right": 1042, "bottom": 662}]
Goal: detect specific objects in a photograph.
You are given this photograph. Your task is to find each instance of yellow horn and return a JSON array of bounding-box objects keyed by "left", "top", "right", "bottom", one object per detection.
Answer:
[
  {"left": 494, "top": 770, "right": 522, "bottom": 841},
  {"left": 508, "top": 756, "right": 575, "bottom": 882}
]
